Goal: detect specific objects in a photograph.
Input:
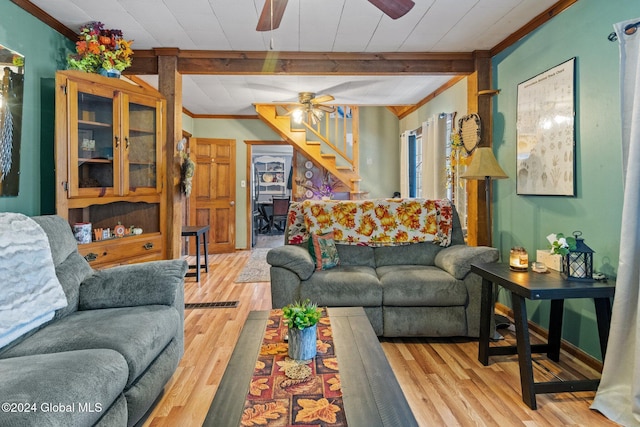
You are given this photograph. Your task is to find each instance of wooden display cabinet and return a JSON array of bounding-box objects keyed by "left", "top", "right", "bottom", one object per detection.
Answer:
[{"left": 55, "top": 70, "right": 167, "bottom": 269}]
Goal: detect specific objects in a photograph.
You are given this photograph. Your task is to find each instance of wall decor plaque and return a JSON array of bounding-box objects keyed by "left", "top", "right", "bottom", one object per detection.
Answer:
[{"left": 516, "top": 58, "right": 576, "bottom": 196}]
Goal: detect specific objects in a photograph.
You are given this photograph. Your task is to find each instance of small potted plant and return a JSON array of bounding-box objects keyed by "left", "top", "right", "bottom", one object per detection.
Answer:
[
  {"left": 547, "top": 232, "right": 577, "bottom": 256},
  {"left": 282, "top": 299, "right": 321, "bottom": 360}
]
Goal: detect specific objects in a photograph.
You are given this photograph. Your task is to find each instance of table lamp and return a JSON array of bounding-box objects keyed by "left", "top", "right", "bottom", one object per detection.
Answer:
[{"left": 460, "top": 147, "right": 508, "bottom": 246}]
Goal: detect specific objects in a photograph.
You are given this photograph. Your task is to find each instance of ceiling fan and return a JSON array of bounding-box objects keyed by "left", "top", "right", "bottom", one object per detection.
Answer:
[
  {"left": 256, "top": 0, "right": 415, "bottom": 31},
  {"left": 283, "top": 92, "right": 336, "bottom": 125}
]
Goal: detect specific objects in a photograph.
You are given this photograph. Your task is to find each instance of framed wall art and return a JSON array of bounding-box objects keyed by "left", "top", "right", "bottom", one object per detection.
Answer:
[{"left": 516, "top": 57, "right": 576, "bottom": 196}]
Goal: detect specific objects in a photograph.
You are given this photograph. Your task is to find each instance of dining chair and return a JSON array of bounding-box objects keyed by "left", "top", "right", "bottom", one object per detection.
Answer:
[{"left": 269, "top": 196, "right": 290, "bottom": 234}]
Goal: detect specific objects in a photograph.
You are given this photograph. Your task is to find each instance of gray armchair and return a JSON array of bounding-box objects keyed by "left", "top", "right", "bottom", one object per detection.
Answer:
[{"left": 0, "top": 215, "right": 187, "bottom": 427}]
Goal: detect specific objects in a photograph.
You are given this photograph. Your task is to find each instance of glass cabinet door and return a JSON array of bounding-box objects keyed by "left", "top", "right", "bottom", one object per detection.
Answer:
[
  {"left": 69, "top": 82, "right": 118, "bottom": 197},
  {"left": 124, "top": 93, "right": 163, "bottom": 195}
]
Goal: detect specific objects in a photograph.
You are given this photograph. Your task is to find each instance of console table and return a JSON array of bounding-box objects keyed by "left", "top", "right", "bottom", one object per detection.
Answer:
[{"left": 471, "top": 262, "right": 615, "bottom": 409}]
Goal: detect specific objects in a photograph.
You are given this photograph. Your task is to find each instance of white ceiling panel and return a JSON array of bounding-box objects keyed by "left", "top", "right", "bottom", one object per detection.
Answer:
[{"left": 29, "top": 0, "right": 559, "bottom": 115}]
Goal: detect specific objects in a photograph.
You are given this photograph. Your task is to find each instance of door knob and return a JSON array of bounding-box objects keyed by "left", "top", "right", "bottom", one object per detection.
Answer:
[{"left": 230, "top": 201, "right": 235, "bottom": 206}]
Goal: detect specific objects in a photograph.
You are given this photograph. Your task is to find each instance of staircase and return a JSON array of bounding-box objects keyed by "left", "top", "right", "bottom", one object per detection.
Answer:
[{"left": 254, "top": 104, "right": 365, "bottom": 199}]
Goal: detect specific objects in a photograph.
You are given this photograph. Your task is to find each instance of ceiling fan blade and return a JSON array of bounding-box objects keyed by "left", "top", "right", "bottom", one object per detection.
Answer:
[
  {"left": 310, "top": 94, "right": 335, "bottom": 104},
  {"left": 256, "top": 0, "right": 289, "bottom": 31},
  {"left": 316, "top": 105, "right": 336, "bottom": 113},
  {"left": 273, "top": 100, "right": 302, "bottom": 105},
  {"left": 368, "top": 0, "right": 415, "bottom": 19}
]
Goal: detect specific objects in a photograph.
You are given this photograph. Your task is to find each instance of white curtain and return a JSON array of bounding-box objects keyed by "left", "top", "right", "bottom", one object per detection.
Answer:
[
  {"left": 422, "top": 116, "right": 447, "bottom": 199},
  {"left": 399, "top": 131, "right": 410, "bottom": 197},
  {"left": 591, "top": 17, "right": 640, "bottom": 426}
]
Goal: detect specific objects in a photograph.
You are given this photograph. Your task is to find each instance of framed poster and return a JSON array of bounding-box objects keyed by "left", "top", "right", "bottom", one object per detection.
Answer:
[{"left": 516, "top": 58, "right": 575, "bottom": 196}]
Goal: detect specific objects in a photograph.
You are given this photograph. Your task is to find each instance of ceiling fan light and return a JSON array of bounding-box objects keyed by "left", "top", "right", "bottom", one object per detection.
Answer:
[
  {"left": 292, "top": 109, "right": 304, "bottom": 123},
  {"left": 312, "top": 108, "right": 324, "bottom": 123}
]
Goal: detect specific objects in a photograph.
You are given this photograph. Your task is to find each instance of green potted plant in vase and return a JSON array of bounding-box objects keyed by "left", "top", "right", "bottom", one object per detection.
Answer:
[{"left": 282, "top": 299, "right": 321, "bottom": 360}]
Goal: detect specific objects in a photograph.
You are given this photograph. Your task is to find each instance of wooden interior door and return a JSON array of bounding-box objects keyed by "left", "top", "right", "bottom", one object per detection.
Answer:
[{"left": 190, "top": 138, "right": 236, "bottom": 253}]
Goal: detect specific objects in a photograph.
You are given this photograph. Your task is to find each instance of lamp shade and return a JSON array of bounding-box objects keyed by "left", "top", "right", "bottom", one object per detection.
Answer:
[{"left": 460, "top": 147, "right": 508, "bottom": 180}]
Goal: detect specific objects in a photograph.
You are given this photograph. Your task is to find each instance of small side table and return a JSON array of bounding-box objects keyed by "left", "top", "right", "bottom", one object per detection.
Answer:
[
  {"left": 471, "top": 262, "right": 615, "bottom": 410},
  {"left": 181, "top": 225, "right": 210, "bottom": 282}
]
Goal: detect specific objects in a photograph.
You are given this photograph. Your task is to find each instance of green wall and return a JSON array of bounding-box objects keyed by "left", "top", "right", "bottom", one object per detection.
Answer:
[
  {"left": 492, "top": 0, "right": 638, "bottom": 359},
  {"left": 0, "top": 1, "right": 74, "bottom": 215},
  {"left": 357, "top": 107, "right": 400, "bottom": 198}
]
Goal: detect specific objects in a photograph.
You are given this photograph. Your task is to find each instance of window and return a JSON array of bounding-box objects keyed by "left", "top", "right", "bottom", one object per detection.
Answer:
[{"left": 407, "top": 132, "right": 423, "bottom": 198}]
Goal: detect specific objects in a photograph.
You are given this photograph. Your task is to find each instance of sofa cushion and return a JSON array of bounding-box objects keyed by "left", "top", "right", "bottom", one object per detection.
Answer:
[
  {"left": 300, "top": 266, "right": 382, "bottom": 306},
  {"left": 0, "top": 305, "right": 179, "bottom": 387},
  {"left": 53, "top": 252, "right": 94, "bottom": 319},
  {"left": 373, "top": 241, "right": 442, "bottom": 267},
  {"left": 378, "top": 265, "right": 467, "bottom": 306},
  {"left": 0, "top": 349, "right": 128, "bottom": 427},
  {"left": 434, "top": 245, "right": 499, "bottom": 280},
  {"left": 335, "top": 244, "right": 375, "bottom": 267},
  {"left": 32, "top": 215, "right": 94, "bottom": 319},
  {"left": 383, "top": 306, "right": 467, "bottom": 337},
  {"left": 267, "top": 245, "right": 315, "bottom": 280},
  {"left": 32, "top": 215, "right": 81, "bottom": 269},
  {"left": 124, "top": 339, "right": 181, "bottom": 425}
]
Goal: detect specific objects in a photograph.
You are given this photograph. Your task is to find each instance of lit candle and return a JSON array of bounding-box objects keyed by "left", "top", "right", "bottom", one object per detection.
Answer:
[{"left": 510, "top": 247, "right": 528, "bottom": 271}]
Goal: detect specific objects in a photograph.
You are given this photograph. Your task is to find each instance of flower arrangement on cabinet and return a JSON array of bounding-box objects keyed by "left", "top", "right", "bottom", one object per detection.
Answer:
[
  {"left": 546, "top": 233, "right": 577, "bottom": 256},
  {"left": 67, "top": 22, "right": 133, "bottom": 74}
]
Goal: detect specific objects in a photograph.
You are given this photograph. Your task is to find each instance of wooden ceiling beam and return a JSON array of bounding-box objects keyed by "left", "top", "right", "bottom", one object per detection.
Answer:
[{"left": 126, "top": 50, "right": 475, "bottom": 76}]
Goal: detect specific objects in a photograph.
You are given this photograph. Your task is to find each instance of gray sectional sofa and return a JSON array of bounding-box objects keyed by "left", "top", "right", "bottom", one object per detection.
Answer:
[
  {"left": 268, "top": 208, "right": 499, "bottom": 337},
  {"left": 0, "top": 215, "right": 187, "bottom": 427}
]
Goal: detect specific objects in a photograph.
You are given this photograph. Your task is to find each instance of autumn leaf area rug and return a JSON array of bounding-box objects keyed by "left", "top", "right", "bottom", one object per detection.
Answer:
[
  {"left": 240, "top": 309, "right": 347, "bottom": 427},
  {"left": 235, "top": 248, "right": 271, "bottom": 283}
]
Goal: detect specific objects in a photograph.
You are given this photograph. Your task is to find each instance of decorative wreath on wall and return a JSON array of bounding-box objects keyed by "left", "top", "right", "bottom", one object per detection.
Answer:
[
  {"left": 180, "top": 153, "right": 195, "bottom": 197},
  {"left": 458, "top": 113, "right": 482, "bottom": 154}
]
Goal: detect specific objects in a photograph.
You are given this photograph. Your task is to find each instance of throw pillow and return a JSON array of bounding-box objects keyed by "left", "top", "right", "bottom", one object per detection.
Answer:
[
  {"left": 308, "top": 232, "right": 340, "bottom": 271},
  {"left": 0, "top": 213, "right": 68, "bottom": 349}
]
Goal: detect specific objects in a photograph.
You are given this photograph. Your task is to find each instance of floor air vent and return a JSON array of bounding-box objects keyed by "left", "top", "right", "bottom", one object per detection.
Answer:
[{"left": 185, "top": 301, "right": 239, "bottom": 309}]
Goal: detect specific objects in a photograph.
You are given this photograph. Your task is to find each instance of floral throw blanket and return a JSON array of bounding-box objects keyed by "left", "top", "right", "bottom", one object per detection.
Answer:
[{"left": 286, "top": 198, "right": 454, "bottom": 247}]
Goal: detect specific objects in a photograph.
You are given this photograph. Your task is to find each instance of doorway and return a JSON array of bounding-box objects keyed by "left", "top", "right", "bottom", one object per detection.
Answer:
[{"left": 245, "top": 141, "right": 292, "bottom": 249}]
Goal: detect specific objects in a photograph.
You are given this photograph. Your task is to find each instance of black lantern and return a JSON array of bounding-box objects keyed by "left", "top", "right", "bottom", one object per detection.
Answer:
[{"left": 561, "top": 231, "right": 594, "bottom": 281}]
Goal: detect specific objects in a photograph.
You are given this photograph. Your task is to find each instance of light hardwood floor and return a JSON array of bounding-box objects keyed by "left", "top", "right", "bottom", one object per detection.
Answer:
[{"left": 143, "top": 251, "right": 618, "bottom": 427}]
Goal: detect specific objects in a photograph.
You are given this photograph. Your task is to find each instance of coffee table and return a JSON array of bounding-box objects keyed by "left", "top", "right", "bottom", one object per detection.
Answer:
[
  {"left": 471, "top": 262, "right": 615, "bottom": 410},
  {"left": 203, "top": 307, "right": 417, "bottom": 427}
]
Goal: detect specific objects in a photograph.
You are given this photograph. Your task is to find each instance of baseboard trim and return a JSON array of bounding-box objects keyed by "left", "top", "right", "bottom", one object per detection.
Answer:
[{"left": 495, "top": 302, "right": 603, "bottom": 373}]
